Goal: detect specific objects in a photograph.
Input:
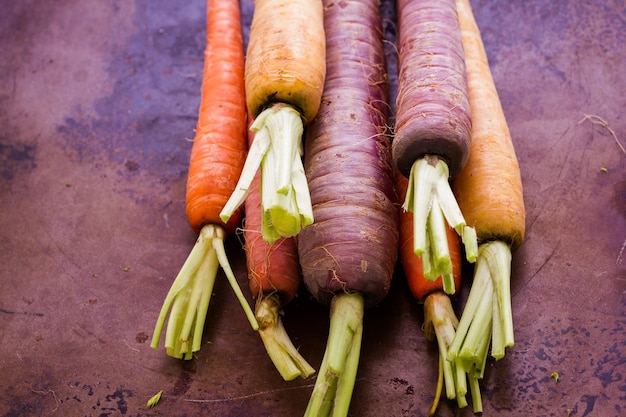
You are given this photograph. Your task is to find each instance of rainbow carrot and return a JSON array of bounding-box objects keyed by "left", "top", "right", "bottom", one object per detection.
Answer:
[{"left": 150, "top": 0, "right": 258, "bottom": 360}]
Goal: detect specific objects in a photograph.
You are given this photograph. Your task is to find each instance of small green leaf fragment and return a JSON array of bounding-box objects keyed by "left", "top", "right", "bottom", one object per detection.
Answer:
[{"left": 147, "top": 390, "right": 163, "bottom": 408}]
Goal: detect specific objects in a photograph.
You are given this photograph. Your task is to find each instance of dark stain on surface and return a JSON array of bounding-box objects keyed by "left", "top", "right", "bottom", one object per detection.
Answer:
[
  {"left": 0, "top": 141, "right": 37, "bottom": 180},
  {"left": 170, "top": 361, "right": 197, "bottom": 397},
  {"left": 102, "top": 387, "right": 133, "bottom": 414}
]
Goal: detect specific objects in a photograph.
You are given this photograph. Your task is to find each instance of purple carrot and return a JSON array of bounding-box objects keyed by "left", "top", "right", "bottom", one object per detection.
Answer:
[
  {"left": 297, "top": 0, "right": 398, "bottom": 415},
  {"left": 393, "top": 0, "right": 478, "bottom": 294}
]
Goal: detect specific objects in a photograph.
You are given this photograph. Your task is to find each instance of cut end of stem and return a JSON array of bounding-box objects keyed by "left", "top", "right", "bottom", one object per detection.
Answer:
[
  {"left": 256, "top": 294, "right": 315, "bottom": 381},
  {"left": 304, "top": 293, "right": 364, "bottom": 417}
]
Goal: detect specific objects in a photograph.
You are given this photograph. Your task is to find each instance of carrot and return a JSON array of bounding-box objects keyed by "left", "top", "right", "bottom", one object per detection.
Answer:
[
  {"left": 296, "top": 1, "right": 398, "bottom": 415},
  {"left": 446, "top": 0, "right": 526, "bottom": 410},
  {"left": 242, "top": 121, "right": 314, "bottom": 381},
  {"left": 393, "top": 0, "right": 478, "bottom": 288},
  {"left": 219, "top": 0, "right": 326, "bottom": 242},
  {"left": 398, "top": 172, "right": 483, "bottom": 414},
  {"left": 150, "top": 0, "right": 258, "bottom": 360}
]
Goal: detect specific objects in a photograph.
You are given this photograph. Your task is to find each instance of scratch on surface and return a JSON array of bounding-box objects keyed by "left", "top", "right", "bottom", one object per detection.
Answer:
[
  {"left": 514, "top": 241, "right": 559, "bottom": 297},
  {"left": 123, "top": 339, "right": 140, "bottom": 353},
  {"left": 578, "top": 114, "right": 626, "bottom": 155},
  {"left": 617, "top": 237, "right": 626, "bottom": 266},
  {"left": 182, "top": 383, "right": 316, "bottom": 403}
]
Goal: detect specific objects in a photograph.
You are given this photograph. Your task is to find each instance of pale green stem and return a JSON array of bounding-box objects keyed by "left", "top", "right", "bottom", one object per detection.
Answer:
[
  {"left": 447, "top": 240, "right": 514, "bottom": 367},
  {"left": 483, "top": 240, "right": 514, "bottom": 356},
  {"left": 304, "top": 293, "right": 364, "bottom": 417},
  {"left": 447, "top": 255, "right": 491, "bottom": 361},
  {"left": 424, "top": 292, "right": 459, "bottom": 403},
  {"left": 402, "top": 156, "right": 478, "bottom": 290},
  {"left": 150, "top": 224, "right": 259, "bottom": 360},
  {"left": 219, "top": 103, "right": 312, "bottom": 242}
]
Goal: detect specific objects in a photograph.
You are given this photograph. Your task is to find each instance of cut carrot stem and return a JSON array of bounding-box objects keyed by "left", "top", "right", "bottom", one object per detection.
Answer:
[
  {"left": 403, "top": 156, "right": 478, "bottom": 288},
  {"left": 255, "top": 294, "right": 315, "bottom": 380},
  {"left": 152, "top": 225, "right": 258, "bottom": 359},
  {"left": 220, "top": 105, "right": 313, "bottom": 242},
  {"left": 304, "top": 293, "right": 364, "bottom": 417}
]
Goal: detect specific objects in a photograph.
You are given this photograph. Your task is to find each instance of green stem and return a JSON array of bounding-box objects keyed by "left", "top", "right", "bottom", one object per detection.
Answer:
[
  {"left": 304, "top": 293, "right": 364, "bottom": 417},
  {"left": 483, "top": 240, "right": 514, "bottom": 358},
  {"left": 219, "top": 103, "right": 312, "bottom": 242},
  {"left": 256, "top": 293, "right": 315, "bottom": 381},
  {"left": 150, "top": 224, "right": 259, "bottom": 359},
  {"left": 447, "top": 240, "right": 514, "bottom": 365},
  {"left": 402, "top": 156, "right": 478, "bottom": 295}
]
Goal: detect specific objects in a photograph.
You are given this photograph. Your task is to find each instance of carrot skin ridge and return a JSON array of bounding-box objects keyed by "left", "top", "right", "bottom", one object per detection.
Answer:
[
  {"left": 150, "top": 0, "right": 259, "bottom": 359},
  {"left": 242, "top": 123, "right": 315, "bottom": 380},
  {"left": 220, "top": 0, "right": 326, "bottom": 241},
  {"left": 447, "top": 0, "right": 527, "bottom": 377},
  {"left": 297, "top": 0, "right": 397, "bottom": 415}
]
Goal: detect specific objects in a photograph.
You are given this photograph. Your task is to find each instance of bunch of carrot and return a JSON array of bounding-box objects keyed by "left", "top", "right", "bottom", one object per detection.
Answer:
[{"left": 148, "top": 0, "right": 526, "bottom": 414}]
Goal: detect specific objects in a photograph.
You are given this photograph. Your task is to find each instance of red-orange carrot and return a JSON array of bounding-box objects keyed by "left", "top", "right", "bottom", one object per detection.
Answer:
[
  {"left": 219, "top": 0, "right": 326, "bottom": 241},
  {"left": 150, "top": 0, "right": 258, "bottom": 360},
  {"left": 398, "top": 172, "right": 481, "bottom": 414},
  {"left": 393, "top": 0, "right": 478, "bottom": 286},
  {"left": 243, "top": 123, "right": 314, "bottom": 381},
  {"left": 446, "top": 0, "right": 527, "bottom": 411}
]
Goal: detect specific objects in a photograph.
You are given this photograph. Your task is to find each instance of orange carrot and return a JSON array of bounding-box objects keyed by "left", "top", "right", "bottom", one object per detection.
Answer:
[
  {"left": 446, "top": 0, "right": 527, "bottom": 411},
  {"left": 220, "top": 0, "right": 326, "bottom": 241},
  {"left": 243, "top": 122, "right": 314, "bottom": 381},
  {"left": 150, "top": 0, "right": 258, "bottom": 360}
]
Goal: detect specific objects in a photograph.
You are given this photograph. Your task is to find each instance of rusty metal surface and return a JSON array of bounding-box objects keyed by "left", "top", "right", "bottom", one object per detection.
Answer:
[{"left": 1, "top": 0, "right": 625, "bottom": 416}]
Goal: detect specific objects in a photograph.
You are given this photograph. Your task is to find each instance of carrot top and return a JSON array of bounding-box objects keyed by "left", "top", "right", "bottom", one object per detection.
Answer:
[{"left": 220, "top": 104, "right": 313, "bottom": 242}]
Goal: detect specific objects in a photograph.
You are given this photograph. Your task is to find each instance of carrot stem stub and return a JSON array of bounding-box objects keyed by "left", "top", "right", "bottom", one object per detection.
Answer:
[{"left": 255, "top": 293, "right": 315, "bottom": 380}]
